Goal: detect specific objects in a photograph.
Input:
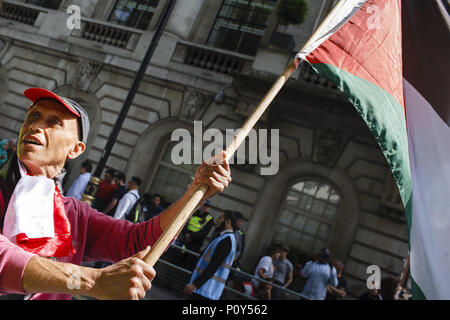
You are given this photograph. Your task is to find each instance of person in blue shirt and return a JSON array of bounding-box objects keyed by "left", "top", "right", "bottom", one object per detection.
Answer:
[
  {"left": 143, "top": 193, "right": 165, "bottom": 220},
  {"left": 65, "top": 160, "right": 92, "bottom": 200},
  {"left": 301, "top": 247, "right": 338, "bottom": 300}
]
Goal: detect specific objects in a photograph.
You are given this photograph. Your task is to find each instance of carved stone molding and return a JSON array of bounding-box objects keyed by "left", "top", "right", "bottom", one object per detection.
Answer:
[
  {"left": 181, "top": 89, "right": 211, "bottom": 121},
  {"left": 314, "top": 129, "right": 344, "bottom": 167},
  {"left": 73, "top": 60, "right": 101, "bottom": 91}
]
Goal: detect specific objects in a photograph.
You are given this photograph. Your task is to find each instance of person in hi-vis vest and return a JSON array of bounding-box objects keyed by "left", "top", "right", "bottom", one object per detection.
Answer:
[
  {"left": 183, "top": 210, "right": 237, "bottom": 300},
  {"left": 178, "top": 200, "right": 214, "bottom": 270}
]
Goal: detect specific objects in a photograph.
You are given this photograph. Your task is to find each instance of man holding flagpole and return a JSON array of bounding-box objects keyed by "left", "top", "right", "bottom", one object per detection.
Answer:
[{"left": 0, "top": 88, "right": 232, "bottom": 300}]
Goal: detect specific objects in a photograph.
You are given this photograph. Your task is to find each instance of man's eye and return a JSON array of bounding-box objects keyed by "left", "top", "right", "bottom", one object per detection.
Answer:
[
  {"left": 49, "top": 118, "right": 62, "bottom": 127},
  {"left": 27, "top": 113, "right": 39, "bottom": 121}
]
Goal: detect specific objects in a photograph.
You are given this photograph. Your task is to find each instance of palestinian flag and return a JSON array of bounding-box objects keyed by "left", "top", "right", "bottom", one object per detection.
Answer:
[{"left": 296, "top": 0, "right": 450, "bottom": 299}]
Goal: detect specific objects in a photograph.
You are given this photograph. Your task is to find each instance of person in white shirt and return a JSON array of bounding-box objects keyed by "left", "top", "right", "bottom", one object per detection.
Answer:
[
  {"left": 252, "top": 243, "right": 281, "bottom": 299},
  {"left": 65, "top": 160, "right": 92, "bottom": 200},
  {"left": 113, "top": 176, "right": 141, "bottom": 220}
]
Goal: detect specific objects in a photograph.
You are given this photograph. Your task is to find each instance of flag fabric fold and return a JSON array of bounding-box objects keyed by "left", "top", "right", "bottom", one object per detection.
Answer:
[{"left": 296, "top": 0, "right": 450, "bottom": 299}]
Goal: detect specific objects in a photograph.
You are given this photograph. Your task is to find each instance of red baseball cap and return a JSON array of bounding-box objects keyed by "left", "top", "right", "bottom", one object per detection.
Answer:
[{"left": 24, "top": 88, "right": 90, "bottom": 144}]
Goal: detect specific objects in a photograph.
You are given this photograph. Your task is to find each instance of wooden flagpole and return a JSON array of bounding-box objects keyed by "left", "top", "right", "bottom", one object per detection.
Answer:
[
  {"left": 142, "top": 0, "right": 348, "bottom": 267},
  {"left": 143, "top": 61, "right": 298, "bottom": 266}
]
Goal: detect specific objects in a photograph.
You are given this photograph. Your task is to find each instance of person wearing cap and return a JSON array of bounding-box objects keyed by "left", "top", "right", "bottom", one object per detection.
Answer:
[
  {"left": 300, "top": 248, "right": 338, "bottom": 300},
  {"left": 178, "top": 200, "right": 214, "bottom": 270},
  {"left": 0, "top": 88, "right": 232, "bottom": 300}
]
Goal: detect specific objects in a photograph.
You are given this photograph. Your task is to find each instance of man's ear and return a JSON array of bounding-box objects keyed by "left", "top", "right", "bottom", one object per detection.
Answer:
[{"left": 68, "top": 141, "right": 86, "bottom": 160}]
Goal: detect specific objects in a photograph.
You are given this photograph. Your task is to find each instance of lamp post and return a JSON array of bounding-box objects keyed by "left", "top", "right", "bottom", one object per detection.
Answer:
[{"left": 81, "top": 0, "right": 177, "bottom": 205}]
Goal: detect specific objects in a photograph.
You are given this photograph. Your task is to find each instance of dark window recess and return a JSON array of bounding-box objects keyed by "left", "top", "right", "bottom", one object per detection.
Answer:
[
  {"left": 108, "top": 0, "right": 159, "bottom": 30},
  {"left": 25, "top": 0, "right": 61, "bottom": 10},
  {"left": 269, "top": 32, "right": 296, "bottom": 51},
  {"left": 207, "top": 0, "right": 276, "bottom": 56}
]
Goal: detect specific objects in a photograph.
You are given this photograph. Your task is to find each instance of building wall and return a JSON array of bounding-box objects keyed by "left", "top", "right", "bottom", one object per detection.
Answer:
[{"left": 0, "top": 0, "right": 409, "bottom": 298}]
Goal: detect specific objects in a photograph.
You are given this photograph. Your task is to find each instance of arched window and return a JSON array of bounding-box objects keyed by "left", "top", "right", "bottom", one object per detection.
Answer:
[
  {"left": 148, "top": 141, "right": 197, "bottom": 204},
  {"left": 272, "top": 180, "right": 341, "bottom": 256}
]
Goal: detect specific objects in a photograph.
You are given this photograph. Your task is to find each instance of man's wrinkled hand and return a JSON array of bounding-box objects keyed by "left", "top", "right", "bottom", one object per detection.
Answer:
[
  {"left": 193, "top": 151, "right": 232, "bottom": 198},
  {"left": 92, "top": 246, "right": 155, "bottom": 300}
]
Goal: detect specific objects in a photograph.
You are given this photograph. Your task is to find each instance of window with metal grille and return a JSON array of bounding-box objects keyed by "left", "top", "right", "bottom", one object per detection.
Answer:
[
  {"left": 108, "top": 0, "right": 159, "bottom": 30},
  {"left": 273, "top": 180, "right": 341, "bottom": 256},
  {"left": 207, "top": 0, "right": 276, "bottom": 56},
  {"left": 25, "top": 0, "right": 61, "bottom": 10}
]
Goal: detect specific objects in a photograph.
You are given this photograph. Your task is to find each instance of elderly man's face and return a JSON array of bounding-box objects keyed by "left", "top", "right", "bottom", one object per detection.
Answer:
[{"left": 18, "top": 99, "right": 85, "bottom": 171}]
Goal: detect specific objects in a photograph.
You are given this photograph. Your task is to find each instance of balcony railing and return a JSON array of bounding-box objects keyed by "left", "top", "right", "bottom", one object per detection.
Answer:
[
  {"left": 172, "top": 41, "right": 254, "bottom": 76},
  {"left": 0, "top": 1, "right": 142, "bottom": 51},
  {"left": 298, "top": 61, "right": 338, "bottom": 90},
  {"left": 77, "top": 18, "right": 142, "bottom": 50},
  {"left": 0, "top": 0, "right": 46, "bottom": 26}
]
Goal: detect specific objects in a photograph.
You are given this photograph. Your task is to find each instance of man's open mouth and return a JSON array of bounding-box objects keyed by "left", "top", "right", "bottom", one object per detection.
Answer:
[{"left": 23, "top": 138, "right": 43, "bottom": 146}]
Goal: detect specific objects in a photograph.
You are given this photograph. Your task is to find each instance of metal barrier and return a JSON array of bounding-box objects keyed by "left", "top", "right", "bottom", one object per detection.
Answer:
[
  {"left": 154, "top": 243, "right": 310, "bottom": 300},
  {"left": 72, "top": 243, "right": 311, "bottom": 300}
]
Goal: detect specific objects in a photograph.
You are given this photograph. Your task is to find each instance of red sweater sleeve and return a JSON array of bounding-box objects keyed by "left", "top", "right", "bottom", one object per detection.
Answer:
[
  {"left": 0, "top": 234, "right": 35, "bottom": 295},
  {"left": 80, "top": 200, "right": 163, "bottom": 262},
  {"left": 0, "top": 187, "right": 36, "bottom": 295}
]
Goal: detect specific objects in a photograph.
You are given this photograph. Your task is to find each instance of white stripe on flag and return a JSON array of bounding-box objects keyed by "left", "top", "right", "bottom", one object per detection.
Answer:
[
  {"left": 297, "top": 0, "right": 367, "bottom": 60},
  {"left": 404, "top": 79, "right": 450, "bottom": 299}
]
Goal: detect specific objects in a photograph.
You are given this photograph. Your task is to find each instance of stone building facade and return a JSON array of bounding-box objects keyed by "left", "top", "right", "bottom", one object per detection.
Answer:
[{"left": 0, "top": 0, "right": 409, "bottom": 298}]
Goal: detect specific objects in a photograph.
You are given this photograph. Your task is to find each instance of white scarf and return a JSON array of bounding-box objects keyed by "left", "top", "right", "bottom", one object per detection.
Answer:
[{"left": 2, "top": 160, "right": 56, "bottom": 243}]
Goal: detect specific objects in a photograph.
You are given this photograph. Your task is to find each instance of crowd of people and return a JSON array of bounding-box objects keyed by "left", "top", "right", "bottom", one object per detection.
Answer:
[
  {"left": 61, "top": 158, "right": 409, "bottom": 301},
  {"left": 63, "top": 161, "right": 165, "bottom": 224}
]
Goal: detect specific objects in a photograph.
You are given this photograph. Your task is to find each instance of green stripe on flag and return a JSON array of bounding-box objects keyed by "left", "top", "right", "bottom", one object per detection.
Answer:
[
  {"left": 306, "top": 62, "right": 412, "bottom": 223},
  {"left": 307, "top": 62, "right": 429, "bottom": 299}
]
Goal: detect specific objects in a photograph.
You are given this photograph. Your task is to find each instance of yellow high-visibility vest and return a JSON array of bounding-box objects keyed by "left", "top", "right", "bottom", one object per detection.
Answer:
[{"left": 187, "top": 214, "right": 213, "bottom": 233}]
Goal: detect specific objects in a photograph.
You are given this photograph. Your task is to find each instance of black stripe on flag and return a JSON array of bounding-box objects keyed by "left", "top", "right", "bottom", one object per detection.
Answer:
[{"left": 402, "top": 0, "right": 450, "bottom": 126}]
